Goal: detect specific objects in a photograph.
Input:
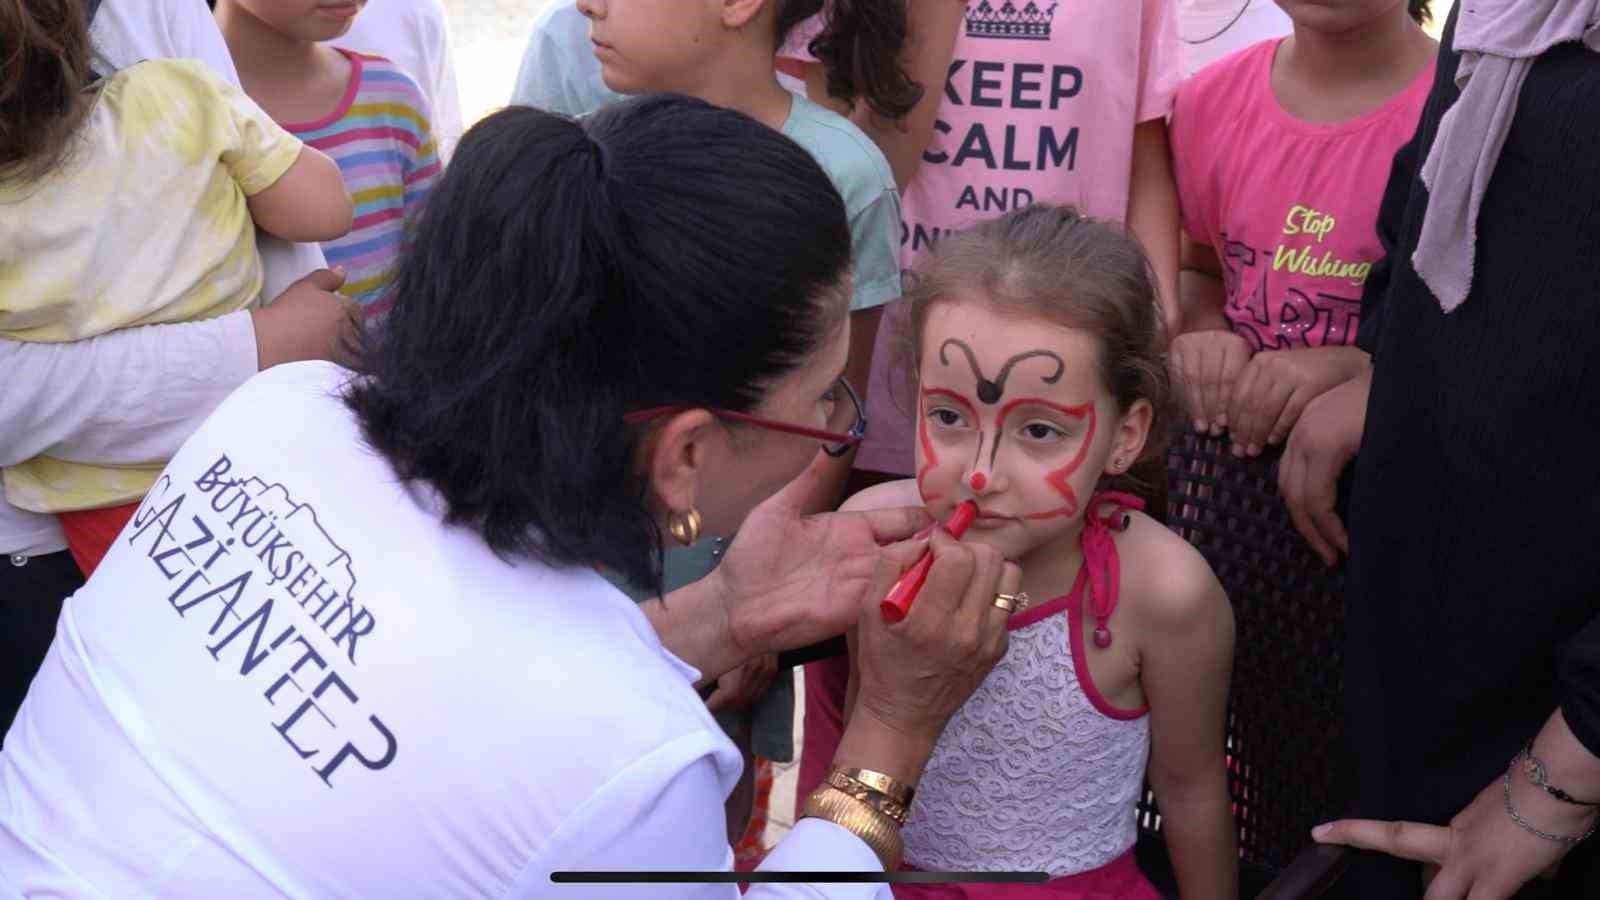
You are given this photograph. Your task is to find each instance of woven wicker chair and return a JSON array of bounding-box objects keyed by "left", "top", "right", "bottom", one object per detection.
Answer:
[{"left": 1133, "top": 426, "right": 1352, "bottom": 899}]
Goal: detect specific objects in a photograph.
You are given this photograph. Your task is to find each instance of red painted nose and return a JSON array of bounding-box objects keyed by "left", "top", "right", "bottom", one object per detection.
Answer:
[{"left": 969, "top": 472, "right": 987, "bottom": 492}]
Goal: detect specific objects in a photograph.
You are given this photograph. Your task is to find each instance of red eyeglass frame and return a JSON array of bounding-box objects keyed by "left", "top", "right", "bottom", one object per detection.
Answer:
[{"left": 623, "top": 380, "right": 865, "bottom": 458}]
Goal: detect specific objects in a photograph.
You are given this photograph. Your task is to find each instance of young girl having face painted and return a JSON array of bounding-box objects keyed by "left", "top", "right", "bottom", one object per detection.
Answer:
[
  {"left": 789, "top": 4, "right": 1185, "bottom": 809},
  {"left": 843, "top": 205, "right": 1237, "bottom": 899}
]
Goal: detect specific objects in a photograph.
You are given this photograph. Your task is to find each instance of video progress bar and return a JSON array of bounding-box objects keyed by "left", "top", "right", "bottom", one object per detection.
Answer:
[{"left": 551, "top": 871, "right": 1049, "bottom": 884}]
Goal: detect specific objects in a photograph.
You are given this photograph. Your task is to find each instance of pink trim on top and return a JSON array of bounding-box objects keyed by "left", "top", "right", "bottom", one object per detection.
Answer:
[
  {"left": 1007, "top": 576, "right": 1076, "bottom": 633},
  {"left": 279, "top": 47, "right": 366, "bottom": 133},
  {"left": 1067, "top": 567, "right": 1148, "bottom": 721},
  {"left": 1007, "top": 493, "right": 1148, "bottom": 721}
]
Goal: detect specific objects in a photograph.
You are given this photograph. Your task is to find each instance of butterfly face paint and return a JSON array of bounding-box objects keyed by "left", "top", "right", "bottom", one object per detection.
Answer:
[{"left": 914, "top": 295, "right": 1121, "bottom": 561}]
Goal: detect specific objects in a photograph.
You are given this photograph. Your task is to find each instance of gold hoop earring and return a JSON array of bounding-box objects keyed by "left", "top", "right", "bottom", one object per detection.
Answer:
[{"left": 668, "top": 508, "right": 703, "bottom": 546}]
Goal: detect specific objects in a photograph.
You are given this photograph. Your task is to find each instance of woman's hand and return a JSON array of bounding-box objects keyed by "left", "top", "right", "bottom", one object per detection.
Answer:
[
  {"left": 1312, "top": 775, "right": 1586, "bottom": 900},
  {"left": 1278, "top": 367, "right": 1371, "bottom": 565},
  {"left": 1226, "top": 346, "right": 1369, "bottom": 457},
  {"left": 832, "top": 529, "right": 1019, "bottom": 785},
  {"left": 1316, "top": 713, "right": 1600, "bottom": 899},
  {"left": 1170, "top": 329, "right": 1252, "bottom": 436},
  {"left": 704, "top": 653, "right": 778, "bottom": 713},
  {"left": 714, "top": 452, "right": 933, "bottom": 663}
]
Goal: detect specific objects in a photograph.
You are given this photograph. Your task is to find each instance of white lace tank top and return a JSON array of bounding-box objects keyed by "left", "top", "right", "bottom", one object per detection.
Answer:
[{"left": 902, "top": 494, "right": 1151, "bottom": 878}]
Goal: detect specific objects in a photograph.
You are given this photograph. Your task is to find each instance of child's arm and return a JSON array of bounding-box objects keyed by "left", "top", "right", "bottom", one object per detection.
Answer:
[
  {"left": 1170, "top": 237, "right": 1252, "bottom": 435},
  {"left": 1179, "top": 236, "right": 1230, "bottom": 334},
  {"left": 401, "top": 100, "right": 444, "bottom": 230},
  {"left": 1138, "top": 540, "right": 1237, "bottom": 900},
  {"left": 246, "top": 146, "right": 353, "bottom": 244},
  {"left": 1128, "top": 118, "right": 1183, "bottom": 338},
  {"left": 798, "top": 0, "right": 965, "bottom": 189}
]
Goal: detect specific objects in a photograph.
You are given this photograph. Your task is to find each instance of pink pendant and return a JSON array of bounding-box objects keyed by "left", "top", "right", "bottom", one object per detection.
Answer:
[{"left": 1093, "top": 625, "right": 1112, "bottom": 649}]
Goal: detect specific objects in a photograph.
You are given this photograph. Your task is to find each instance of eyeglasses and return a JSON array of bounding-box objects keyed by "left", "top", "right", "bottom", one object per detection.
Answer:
[{"left": 624, "top": 378, "right": 866, "bottom": 458}]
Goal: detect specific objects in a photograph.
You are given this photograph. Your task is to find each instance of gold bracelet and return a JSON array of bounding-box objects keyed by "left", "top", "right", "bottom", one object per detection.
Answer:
[
  {"left": 826, "top": 769, "right": 911, "bottom": 826},
  {"left": 833, "top": 766, "right": 915, "bottom": 807},
  {"left": 801, "top": 785, "right": 905, "bottom": 869}
]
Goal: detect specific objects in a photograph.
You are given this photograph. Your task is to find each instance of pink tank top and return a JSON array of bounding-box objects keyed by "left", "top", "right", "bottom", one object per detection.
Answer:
[{"left": 901, "top": 494, "right": 1152, "bottom": 877}]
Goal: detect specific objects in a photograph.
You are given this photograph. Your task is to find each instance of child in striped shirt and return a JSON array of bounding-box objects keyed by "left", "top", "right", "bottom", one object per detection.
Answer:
[{"left": 217, "top": 0, "right": 442, "bottom": 320}]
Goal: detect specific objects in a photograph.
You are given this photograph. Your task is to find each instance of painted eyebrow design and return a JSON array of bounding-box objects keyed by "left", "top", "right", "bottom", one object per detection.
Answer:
[{"left": 938, "top": 339, "right": 1065, "bottom": 405}]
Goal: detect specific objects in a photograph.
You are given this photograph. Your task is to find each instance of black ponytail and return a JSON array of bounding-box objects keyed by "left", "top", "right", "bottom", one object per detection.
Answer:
[
  {"left": 346, "top": 97, "right": 851, "bottom": 594},
  {"left": 783, "top": 0, "right": 922, "bottom": 121},
  {"left": 1409, "top": 0, "right": 1430, "bottom": 24}
]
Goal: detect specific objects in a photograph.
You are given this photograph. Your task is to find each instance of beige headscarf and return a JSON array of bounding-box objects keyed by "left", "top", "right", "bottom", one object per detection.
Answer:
[{"left": 1413, "top": 0, "right": 1600, "bottom": 312}]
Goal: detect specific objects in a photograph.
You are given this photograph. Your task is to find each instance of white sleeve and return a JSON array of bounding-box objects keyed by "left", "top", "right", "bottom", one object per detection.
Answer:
[
  {"left": 89, "top": 0, "right": 241, "bottom": 77},
  {"left": 516, "top": 732, "right": 889, "bottom": 899},
  {"left": 426, "top": 3, "right": 465, "bottom": 161},
  {"left": 0, "top": 313, "right": 258, "bottom": 468}
]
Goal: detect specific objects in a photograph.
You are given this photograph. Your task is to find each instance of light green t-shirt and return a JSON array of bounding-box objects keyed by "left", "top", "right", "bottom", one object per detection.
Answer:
[
  {"left": 779, "top": 94, "right": 903, "bottom": 313},
  {"left": 509, "top": 0, "right": 621, "bottom": 119}
]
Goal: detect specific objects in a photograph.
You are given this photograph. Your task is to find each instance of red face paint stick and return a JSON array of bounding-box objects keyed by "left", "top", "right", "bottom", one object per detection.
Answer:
[{"left": 880, "top": 500, "right": 979, "bottom": 623}]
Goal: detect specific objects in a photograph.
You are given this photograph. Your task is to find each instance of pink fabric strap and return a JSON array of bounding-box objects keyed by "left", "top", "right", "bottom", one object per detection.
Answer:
[
  {"left": 1003, "top": 491, "right": 1143, "bottom": 635},
  {"left": 1080, "top": 492, "right": 1143, "bottom": 647}
]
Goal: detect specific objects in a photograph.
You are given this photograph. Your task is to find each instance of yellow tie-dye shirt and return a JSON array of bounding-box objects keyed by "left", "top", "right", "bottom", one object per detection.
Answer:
[{"left": 0, "top": 59, "right": 304, "bottom": 513}]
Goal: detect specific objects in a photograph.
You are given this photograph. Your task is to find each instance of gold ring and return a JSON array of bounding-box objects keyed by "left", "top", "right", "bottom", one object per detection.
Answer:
[{"left": 994, "top": 591, "right": 1028, "bottom": 613}]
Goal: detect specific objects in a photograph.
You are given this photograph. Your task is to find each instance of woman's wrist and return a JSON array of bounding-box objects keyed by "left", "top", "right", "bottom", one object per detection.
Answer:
[
  {"left": 832, "top": 705, "right": 939, "bottom": 790},
  {"left": 642, "top": 573, "right": 747, "bottom": 686},
  {"left": 1531, "top": 712, "right": 1600, "bottom": 808},
  {"left": 814, "top": 712, "right": 937, "bottom": 870},
  {"left": 1499, "top": 712, "right": 1600, "bottom": 841},
  {"left": 1506, "top": 761, "right": 1598, "bottom": 842}
]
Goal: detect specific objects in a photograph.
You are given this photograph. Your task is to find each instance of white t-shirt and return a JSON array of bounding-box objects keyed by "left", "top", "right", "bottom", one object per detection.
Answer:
[
  {"left": 338, "top": 0, "right": 466, "bottom": 160},
  {"left": 0, "top": 362, "right": 887, "bottom": 898}
]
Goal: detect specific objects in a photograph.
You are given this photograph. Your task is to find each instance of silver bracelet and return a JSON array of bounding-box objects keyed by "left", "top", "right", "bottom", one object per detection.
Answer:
[
  {"left": 1503, "top": 771, "right": 1599, "bottom": 846},
  {"left": 1515, "top": 740, "right": 1600, "bottom": 806}
]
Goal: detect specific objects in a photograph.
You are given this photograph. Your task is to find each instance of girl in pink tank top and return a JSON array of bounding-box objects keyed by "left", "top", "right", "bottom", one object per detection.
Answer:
[{"left": 838, "top": 205, "right": 1236, "bottom": 898}]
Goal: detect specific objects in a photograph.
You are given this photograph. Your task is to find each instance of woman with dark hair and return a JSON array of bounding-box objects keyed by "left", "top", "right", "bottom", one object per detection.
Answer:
[{"left": 0, "top": 96, "right": 1017, "bottom": 896}]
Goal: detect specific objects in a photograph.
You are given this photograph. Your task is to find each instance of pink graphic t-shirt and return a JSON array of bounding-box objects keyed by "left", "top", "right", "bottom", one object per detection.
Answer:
[
  {"left": 1171, "top": 39, "right": 1434, "bottom": 352},
  {"left": 787, "top": 1, "right": 1181, "bottom": 475}
]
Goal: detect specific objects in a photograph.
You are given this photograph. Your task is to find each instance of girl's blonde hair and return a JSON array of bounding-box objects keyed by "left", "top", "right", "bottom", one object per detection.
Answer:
[{"left": 906, "top": 203, "right": 1175, "bottom": 473}]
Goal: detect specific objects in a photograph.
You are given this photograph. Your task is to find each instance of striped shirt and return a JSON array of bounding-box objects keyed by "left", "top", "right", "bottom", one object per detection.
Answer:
[{"left": 284, "top": 49, "right": 441, "bottom": 319}]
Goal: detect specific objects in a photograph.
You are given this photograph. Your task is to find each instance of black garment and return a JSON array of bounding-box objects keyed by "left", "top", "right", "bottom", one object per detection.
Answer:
[
  {"left": 0, "top": 551, "right": 83, "bottom": 745},
  {"left": 1342, "top": 7, "right": 1600, "bottom": 897}
]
